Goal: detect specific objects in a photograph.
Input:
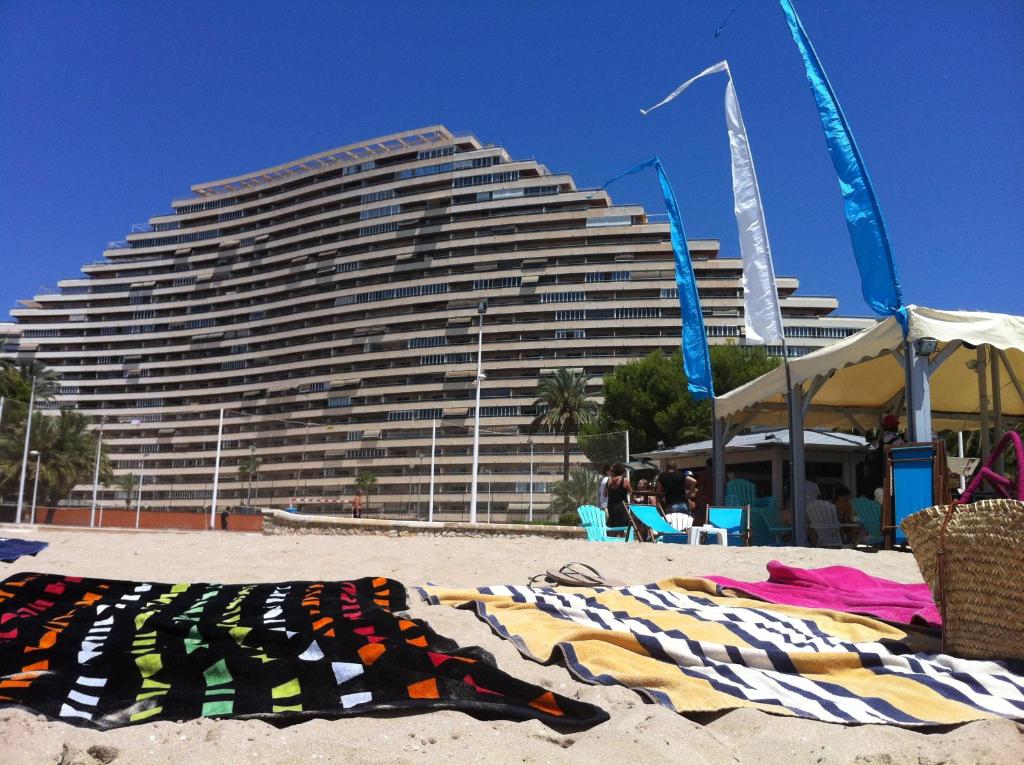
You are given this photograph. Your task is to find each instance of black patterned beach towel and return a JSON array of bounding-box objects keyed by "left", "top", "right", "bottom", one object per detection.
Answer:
[{"left": 0, "top": 572, "right": 607, "bottom": 730}]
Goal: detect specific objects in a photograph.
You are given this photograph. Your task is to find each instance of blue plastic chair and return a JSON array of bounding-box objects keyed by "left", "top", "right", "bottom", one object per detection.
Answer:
[
  {"left": 626, "top": 504, "right": 689, "bottom": 544},
  {"left": 705, "top": 506, "right": 749, "bottom": 546},
  {"left": 577, "top": 505, "right": 633, "bottom": 543}
]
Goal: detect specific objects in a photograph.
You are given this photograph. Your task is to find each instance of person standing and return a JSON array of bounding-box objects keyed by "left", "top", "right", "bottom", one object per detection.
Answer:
[
  {"left": 604, "top": 463, "right": 633, "bottom": 533},
  {"left": 696, "top": 458, "right": 714, "bottom": 527},
  {"left": 597, "top": 463, "right": 612, "bottom": 512},
  {"left": 656, "top": 464, "right": 688, "bottom": 517},
  {"left": 351, "top": 488, "right": 366, "bottom": 519}
]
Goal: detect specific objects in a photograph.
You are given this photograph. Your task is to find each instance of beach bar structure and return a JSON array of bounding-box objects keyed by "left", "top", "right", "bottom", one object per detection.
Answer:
[
  {"left": 713, "top": 306, "right": 1024, "bottom": 544},
  {"left": 638, "top": 429, "right": 869, "bottom": 508}
]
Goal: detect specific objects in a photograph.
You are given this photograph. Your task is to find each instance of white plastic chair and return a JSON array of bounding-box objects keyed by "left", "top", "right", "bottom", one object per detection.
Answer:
[
  {"left": 806, "top": 500, "right": 850, "bottom": 548},
  {"left": 664, "top": 512, "right": 694, "bottom": 533}
]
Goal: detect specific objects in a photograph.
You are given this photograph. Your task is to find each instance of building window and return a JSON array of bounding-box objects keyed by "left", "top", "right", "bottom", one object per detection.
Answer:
[
  {"left": 361, "top": 189, "right": 396, "bottom": 204},
  {"left": 399, "top": 161, "right": 454, "bottom": 179},
  {"left": 554, "top": 310, "right": 586, "bottom": 322},
  {"left": 420, "top": 352, "right": 473, "bottom": 365},
  {"left": 478, "top": 406, "right": 520, "bottom": 417},
  {"left": 358, "top": 204, "right": 401, "bottom": 221},
  {"left": 540, "top": 291, "right": 586, "bottom": 304},
  {"left": 357, "top": 282, "right": 448, "bottom": 304},
  {"left": 409, "top": 336, "right": 447, "bottom": 349},
  {"left": 452, "top": 171, "right": 520, "bottom": 188},
  {"left": 417, "top": 146, "right": 455, "bottom": 160},
  {"left": 586, "top": 271, "right": 631, "bottom": 282},
  {"left": 359, "top": 222, "right": 399, "bottom": 237},
  {"left": 473, "top": 276, "right": 522, "bottom": 290}
]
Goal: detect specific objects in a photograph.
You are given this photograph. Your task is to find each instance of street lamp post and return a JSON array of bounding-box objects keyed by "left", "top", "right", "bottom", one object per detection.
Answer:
[
  {"left": 469, "top": 299, "right": 487, "bottom": 524},
  {"left": 15, "top": 377, "right": 37, "bottom": 524},
  {"left": 29, "top": 450, "right": 41, "bottom": 525},
  {"left": 416, "top": 454, "right": 423, "bottom": 519},
  {"left": 428, "top": 419, "right": 436, "bottom": 523},
  {"left": 528, "top": 438, "right": 534, "bottom": 523}
]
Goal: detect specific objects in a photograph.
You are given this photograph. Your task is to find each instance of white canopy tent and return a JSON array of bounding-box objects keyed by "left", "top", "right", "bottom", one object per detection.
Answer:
[{"left": 713, "top": 305, "right": 1024, "bottom": 543}]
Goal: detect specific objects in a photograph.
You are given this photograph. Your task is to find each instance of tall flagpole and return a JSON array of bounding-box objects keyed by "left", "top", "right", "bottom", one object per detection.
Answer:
[
  {"left": 428, "top": 419, "right": 436, "bottom": 522},
  {"left": 15, "top": 378, "right": 37, "bottom": 524},
  {"left": 90, "top": 417, "right": 104, "bottom": 528},
  {"left": 469, "top": 300, "right": 487, "bottom": 524},
  {"left": 643, "top": 61, "right": 797, "bottom": 533},
  {"left": 209, "top": 408, "right": 225, "bottom": 530}
]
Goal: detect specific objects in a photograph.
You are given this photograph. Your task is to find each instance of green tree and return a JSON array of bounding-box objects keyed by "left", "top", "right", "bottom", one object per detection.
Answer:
[
  {"left": 355, "top": 470, "right": 377, "bottom": 504},
  {"left": 548, "top": 468, "right": 599, "bottom": 525},
  {"left": 0, "top": 409, "right": 111, "bottom": 510},
  {"left": 586, "top": 344, "right": 780, "bottom": 452},
  {"left": 0, "top": 360, "right": 59, "bottom": 404},
  {"left": 530, "top": 368, "right": 599, "bottom": 480},
  {"left": 113, "top": 473, "right": 140, "bottom": 509},
  {"left": 238, "top": 446, "right": 264, "bottom": 506}
]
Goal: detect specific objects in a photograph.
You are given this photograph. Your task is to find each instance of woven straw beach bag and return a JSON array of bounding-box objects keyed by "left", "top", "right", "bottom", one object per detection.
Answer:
[{"left": 901, "top": 499, "right": 1024, "bottom": 660}]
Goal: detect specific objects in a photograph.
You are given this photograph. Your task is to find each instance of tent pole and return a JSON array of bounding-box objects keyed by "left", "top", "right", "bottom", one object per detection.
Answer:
[
  {"left": 789, "top": 382, "right": 807, "bottom": 546},
  {"left": 991, "top": 350, "right": 1003, "bottom": 474},
  {"left": 711, "top": 399, "right": 725, "bottom": 506},
  {"left": 976, "top": 347, "right": 990, "bottom": 460},
  {"left": 780, "top": 340, "right": 801, "bottom": 543},
  {"left": 905, "top": 340, "right": 932, "bottom": 443}
]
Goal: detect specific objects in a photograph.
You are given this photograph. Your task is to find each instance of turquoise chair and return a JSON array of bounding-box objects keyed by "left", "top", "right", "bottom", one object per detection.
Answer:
[
  {"left": 752, "top": 495, "right": 779, "bottom": 514},
  {"left": 706, "top": 506, "right": 749, "bottom": 547},
  {"left": 724, "top": 478, "right": 757, "bottom": 508},
  {"left": 626, "top": 504, "right": 689, "bottom": 544},
  {"left": 852, "top": 497, "right": 883, "bottom": 546},
  {"left": 577, "top": 505, "right": 633, "bottom": 543},
  {"left": 749, "top": 508, "right": 789, "bottom": 546}
]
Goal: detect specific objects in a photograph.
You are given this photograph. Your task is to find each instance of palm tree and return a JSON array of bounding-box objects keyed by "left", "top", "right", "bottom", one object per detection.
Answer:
[
  {"left": 530, "top": 368, "right": 599, "bottom": 480},
  {"left": 0, "top": 409, "right": 110, "bottom": 511},
  {"left": 238, "top": 446, "right": 263, "bottom": 506},
  {"left": 353, "top": 470, "right": 376, "bottom": 513},
  {"left": 114, "top": 473, "right": 139, "bottom": 509},
  {"left": 0, "top": 360, "right": 59, "bottom": 403},
  {"left": 548, "top": 468, "right": 599, "bottom": 524}
]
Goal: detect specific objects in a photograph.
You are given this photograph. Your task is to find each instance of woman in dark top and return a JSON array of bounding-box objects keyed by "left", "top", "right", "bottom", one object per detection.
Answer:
[{"left": 605, "top": 463, "right": 633, "bottom": 532}]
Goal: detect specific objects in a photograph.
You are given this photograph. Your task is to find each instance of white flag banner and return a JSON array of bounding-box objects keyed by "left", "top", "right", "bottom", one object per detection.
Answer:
[{"left": 643, "top": 60, "right": 785, "bottom": 345}]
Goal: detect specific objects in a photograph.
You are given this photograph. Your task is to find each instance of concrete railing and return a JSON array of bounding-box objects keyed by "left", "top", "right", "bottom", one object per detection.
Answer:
[{"left": 262, "top": 508, "right": 586, "bottom": 540}]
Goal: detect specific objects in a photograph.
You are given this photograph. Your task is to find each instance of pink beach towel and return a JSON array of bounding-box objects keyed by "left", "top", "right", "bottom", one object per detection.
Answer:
[{"left": 707, "top": 560, "right": 941, "bottom": 628}]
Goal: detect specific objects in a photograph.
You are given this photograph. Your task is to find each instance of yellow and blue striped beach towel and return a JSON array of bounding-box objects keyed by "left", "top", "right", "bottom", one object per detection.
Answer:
[{"left": 420, "top": 578, "right": 1024, "bottom": 726}]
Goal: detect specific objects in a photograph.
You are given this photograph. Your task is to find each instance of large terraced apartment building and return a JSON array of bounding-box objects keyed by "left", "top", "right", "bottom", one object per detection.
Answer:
[{"left": 5, "top": 126, "right": 872, "bottom": 519}]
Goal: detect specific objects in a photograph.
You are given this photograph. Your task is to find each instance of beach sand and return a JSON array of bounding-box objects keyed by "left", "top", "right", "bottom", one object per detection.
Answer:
[{"left": 1, "top": 527, "right": 1021, "bottom": 764}]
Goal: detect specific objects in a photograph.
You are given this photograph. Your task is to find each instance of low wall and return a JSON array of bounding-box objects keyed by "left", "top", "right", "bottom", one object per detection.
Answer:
[
  {"left": 262, "top": 509, "right": 586, "bottom": 540},
  {"left": 13, "top": 507, "right": 263, "bottom": 533}
]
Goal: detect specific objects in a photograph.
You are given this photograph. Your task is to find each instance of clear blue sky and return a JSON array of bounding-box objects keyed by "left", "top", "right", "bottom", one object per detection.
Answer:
[{"left": 2, "top": 0, "right": 1021, "bottom": 320}]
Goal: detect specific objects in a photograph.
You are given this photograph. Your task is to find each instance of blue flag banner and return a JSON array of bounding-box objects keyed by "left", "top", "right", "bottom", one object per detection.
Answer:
[
  {"left": 779, "top": 0, "right": 908, "bottom": 331},
  {"left": 603, "top": 158, "right": 715, "bottom": 399}
]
